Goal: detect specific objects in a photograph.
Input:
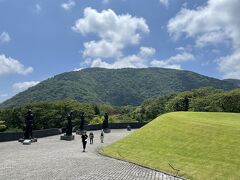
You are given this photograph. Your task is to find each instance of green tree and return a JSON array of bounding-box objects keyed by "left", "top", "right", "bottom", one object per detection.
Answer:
[{"left": 0, "top": 121, "right": 7, "bottom": 132}]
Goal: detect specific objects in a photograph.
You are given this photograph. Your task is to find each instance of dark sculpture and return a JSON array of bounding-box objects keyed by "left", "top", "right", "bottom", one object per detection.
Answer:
[
  {"left": 60, "top": 111, "right": 74, "bottom": 140},
  {"left": 103, "top": 112, "right": 109, "bottom": 129},
  {"left": 24, "top": 109, "right": 34, "bottom": 139},
  {"left": 79, "top": 112, "right": 85, "bottom": 131},
  {"left": 66, "top": 111, "right": 73, "bottom": 136}
]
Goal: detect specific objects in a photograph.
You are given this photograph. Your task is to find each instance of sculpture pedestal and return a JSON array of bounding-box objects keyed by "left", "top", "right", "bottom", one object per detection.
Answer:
[
  {"left": 19, "top": 138, "right": 38, "bottom": 143},
  {"left": 23, "top": 139, "right": 31, "bottom": 145},
  {"left": 103, "top": 128, "right": 111, "bottom": 133},
  {"left": 60, "top": 135, "right": 75, "bottom": 141}
]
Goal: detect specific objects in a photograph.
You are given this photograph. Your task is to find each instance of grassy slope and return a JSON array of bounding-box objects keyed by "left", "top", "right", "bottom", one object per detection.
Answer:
[{"left": 102, "top": 112, "right": 240, "bottom": 179}]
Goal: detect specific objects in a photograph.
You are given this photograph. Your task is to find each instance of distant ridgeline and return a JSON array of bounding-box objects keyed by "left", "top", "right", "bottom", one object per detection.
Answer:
[
  {"left": 137, "top": 88, "right": 240, "bottom": 122},
  {"left": 0, "top": 68, "right": 238, "bottom": 108},
  {"left": 0, "top": 88, "right": 240, "bottom": 132}
]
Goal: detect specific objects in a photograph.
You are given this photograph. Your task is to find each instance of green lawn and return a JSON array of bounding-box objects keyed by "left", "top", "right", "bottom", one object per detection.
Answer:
[{"left": 101, "top": 112, "right": 240, "bottom": 180}]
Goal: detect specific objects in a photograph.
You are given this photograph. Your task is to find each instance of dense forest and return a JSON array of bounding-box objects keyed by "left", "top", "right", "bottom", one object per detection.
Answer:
[
  {"left": 136, "top": 87, "right": 240, "bottom": 122},
  {"left": 1, "top": 87, "right": 239, "bottom": 132},
  {"left": 0, "top": 68, "right": 238, "bottom": 108}
]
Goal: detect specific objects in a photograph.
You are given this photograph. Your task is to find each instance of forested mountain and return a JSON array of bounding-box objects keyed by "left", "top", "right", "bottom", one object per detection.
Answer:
[
  {"left": 224, "top": 79, "right": 240, "bottom": 87},
  {"left": 0, "top": 68, "right": 238, "bottom": 108}
]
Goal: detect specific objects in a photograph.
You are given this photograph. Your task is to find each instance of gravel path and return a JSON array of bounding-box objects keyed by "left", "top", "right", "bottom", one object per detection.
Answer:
[{"left": 0, "top": 129, "right": 182, "bottom": 180}]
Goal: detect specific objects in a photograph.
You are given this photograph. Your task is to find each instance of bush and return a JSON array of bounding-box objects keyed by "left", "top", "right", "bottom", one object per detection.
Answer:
[{"left": 0, "top": 121, "right": 7, "bottom": 132}]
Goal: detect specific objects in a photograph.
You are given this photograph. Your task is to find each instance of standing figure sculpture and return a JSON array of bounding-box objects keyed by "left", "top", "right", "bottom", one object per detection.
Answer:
[
  {"left": 60, "top": 111, "right": 75, "bottom": 140},
  {"left": 20, "top": 109, "right": 37, "bottom": 144},
  {"left": 103, "top": 112, "right": 111, "bottom": 133},
  {"left": 24, "top": 109, "right": 34, "bottom": 139},
  {"left": 79, "top": 112, "right": 85, "bottom": 133},
  {"left": 66, "top": 111, "right": 73, "bottom": 136}
]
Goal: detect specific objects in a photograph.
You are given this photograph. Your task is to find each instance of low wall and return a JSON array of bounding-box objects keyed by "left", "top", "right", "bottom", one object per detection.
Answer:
[
  {"left": 0, "top": 128, "right": 61, "bottom": 142},
  {"left": 0, "top": 122, "right": 147, "bottom": 142},
  {"left": 83, "top": 122, "right": 147, "bottom": 131}
]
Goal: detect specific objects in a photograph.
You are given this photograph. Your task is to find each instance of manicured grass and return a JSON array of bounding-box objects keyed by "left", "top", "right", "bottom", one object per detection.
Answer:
[{"left": 101, "top": 112, "right": 240, "bottom": 179}]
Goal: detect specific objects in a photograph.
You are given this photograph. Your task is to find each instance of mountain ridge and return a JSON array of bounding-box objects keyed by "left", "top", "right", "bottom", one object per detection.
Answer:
[{"left": 1, "top": 67, "right": 238, "bottom": 108}]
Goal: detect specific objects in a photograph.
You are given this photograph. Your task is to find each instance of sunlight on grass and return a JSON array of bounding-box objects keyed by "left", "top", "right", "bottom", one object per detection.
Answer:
[{"left": 102, "top": 112, "right": 240, "bottom": 180}]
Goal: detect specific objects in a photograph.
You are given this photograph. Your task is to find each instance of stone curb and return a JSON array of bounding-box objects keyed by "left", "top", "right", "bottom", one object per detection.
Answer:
[{"left": 98, "top": 148, "right": 187, "bottom": 180}]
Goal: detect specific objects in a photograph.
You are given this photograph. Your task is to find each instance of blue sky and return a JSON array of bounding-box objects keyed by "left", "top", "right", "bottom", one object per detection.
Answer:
[{"left": 0, "top": 0, "right": 240, "bottom": 102}]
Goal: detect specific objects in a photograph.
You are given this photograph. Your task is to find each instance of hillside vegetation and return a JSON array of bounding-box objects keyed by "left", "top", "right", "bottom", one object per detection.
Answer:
[
  {"left": 0, "top": 100, "right": 135, "bottom": 131},
  {"left": 102, "top": 112, "right": 240, "bottom": 180},
  {"left": 137, "top": 88, "right": 240, "bottom": 122},
  {"left": 1, "top": 88, "right": 240, "bottom": 132},
  {"left": 0, "top": 68, "right": 238, "bottom": 108}
]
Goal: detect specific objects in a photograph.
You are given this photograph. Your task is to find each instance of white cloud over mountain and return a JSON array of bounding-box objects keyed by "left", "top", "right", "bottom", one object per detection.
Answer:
[
  {"left": 72, "top": 7, "right": 197, "bottom": 71},
  {"left": 82, "top": 40, "right": 123, "bottom": 58},
  {"left": 0, "top": 54, "right": 33, "bottom": 76},
  {"left": 90, "top": 46, "right": 155, "bottom": 69},
  {"left": 13, "top": 81, "right": 40, "bottom": 93},
  {"left": 150, "top": 52, "right": 194, "bottom": 69},
  {"left": 72, "top": 7, "right": 149, "bottom": 60},
  {"left": 168, "top": 0, "right": 240, "bottom": 78}
]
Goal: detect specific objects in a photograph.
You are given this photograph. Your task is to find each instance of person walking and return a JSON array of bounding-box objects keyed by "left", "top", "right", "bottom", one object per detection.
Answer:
[
  {"left": 100, "top": 130, "right": 104, "bottom": 143},
  {"left": 89, "top": 132, "right": 94, "bottom": 144},
  {"left": 81, "top": 131, "right": 88, "bottom": 152}
]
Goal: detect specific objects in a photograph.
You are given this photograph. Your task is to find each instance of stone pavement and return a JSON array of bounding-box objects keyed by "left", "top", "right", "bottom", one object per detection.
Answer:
[{"left": 0, "top": 129, "right": 182, "bottom": 180}]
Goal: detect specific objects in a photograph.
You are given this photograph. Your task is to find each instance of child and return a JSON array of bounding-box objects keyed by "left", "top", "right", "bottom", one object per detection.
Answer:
[
  {"left": 100, "top": 130, "right": 104, "bottom": 143},
  {"left": 89, "top": 132, "right": 94, "bottom": 144}
]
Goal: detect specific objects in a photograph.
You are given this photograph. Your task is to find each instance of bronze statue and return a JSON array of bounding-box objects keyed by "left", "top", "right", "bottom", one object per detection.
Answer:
[
  {"left": 66, "top": 111, "right": 73, "bottom": 136},
  {"left": 24, "top": 109, "right": 34, "bottom": 139},
  {"left": 103, "top": 112, "right": 109, "bottom": 129},
  {"left": 79, "top": 112, "right": 85, "bottom": 131}
]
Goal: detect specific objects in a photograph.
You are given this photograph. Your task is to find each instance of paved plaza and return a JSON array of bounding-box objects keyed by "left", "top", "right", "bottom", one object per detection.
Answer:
[{"left": 0, "top": 129, "right": 181, "bottom": 180}]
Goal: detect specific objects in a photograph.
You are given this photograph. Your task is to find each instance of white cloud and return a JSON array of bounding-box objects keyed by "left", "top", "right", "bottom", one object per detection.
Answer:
[
  {"left": 91, "top": 55, "right": 147, "bottom": 69},
  {"left": 139, "top": 47, "right": 156, "bottom": 57},
  {"left": 168, "top": 0, "right": 240, "bottom": 47},
  {"left": 150, "top": 52, "right": 194, "bottom": 69},
  {"left": 167, "top": 52, "right": 194, "bottom": 63},
  {"left": 13, "top": 81, "right": 40, "bottom": 93},
  {"left": 0, "top": 32, "right": 11, "bottom": 43},
  {"left": 35, "top": 4, "right": 42, "bottom": 13},
  {"left": 89, "top": 46, "right": 155, "bottom": 69},
  {"left": 0, "top": 54, "right": 33, "bottom": 76},
  {"left": 83, "top": 40, "right": 122, "bottom": 58},
  {"left": 73, "top": 67, "right": 83, "bottom": 71},
  {"left": 168, "top": 0, "right": 240, "bottom": 78},
  {"left": 102, "top": 0, "right": 126, "bottom": 4},
  {"left": 196, "top": 31, "right": 230, "bottom": 48},
  {"left": 77, "top": 46, "right": 193, "bottom": 70},
  {"left": 72, "top": 7, "right": 149, "bottom": 58},
  {"left": 218, "top": 51, "right": 240, "bottom": 79},
  {"left": 150, "top": 60, "right": 181, "bottom": 69},
  {"left": 175, "top": 47, "right": 185, "bottom": 51},
  {"left": 61, "top": 0, "right": 75, "bottom": 11},
  {"left": 102, "top": 0, "right": 110, "bottom": 3},
  {"left": 159, "top": 0, "right": 169, "bottom": 7}
]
